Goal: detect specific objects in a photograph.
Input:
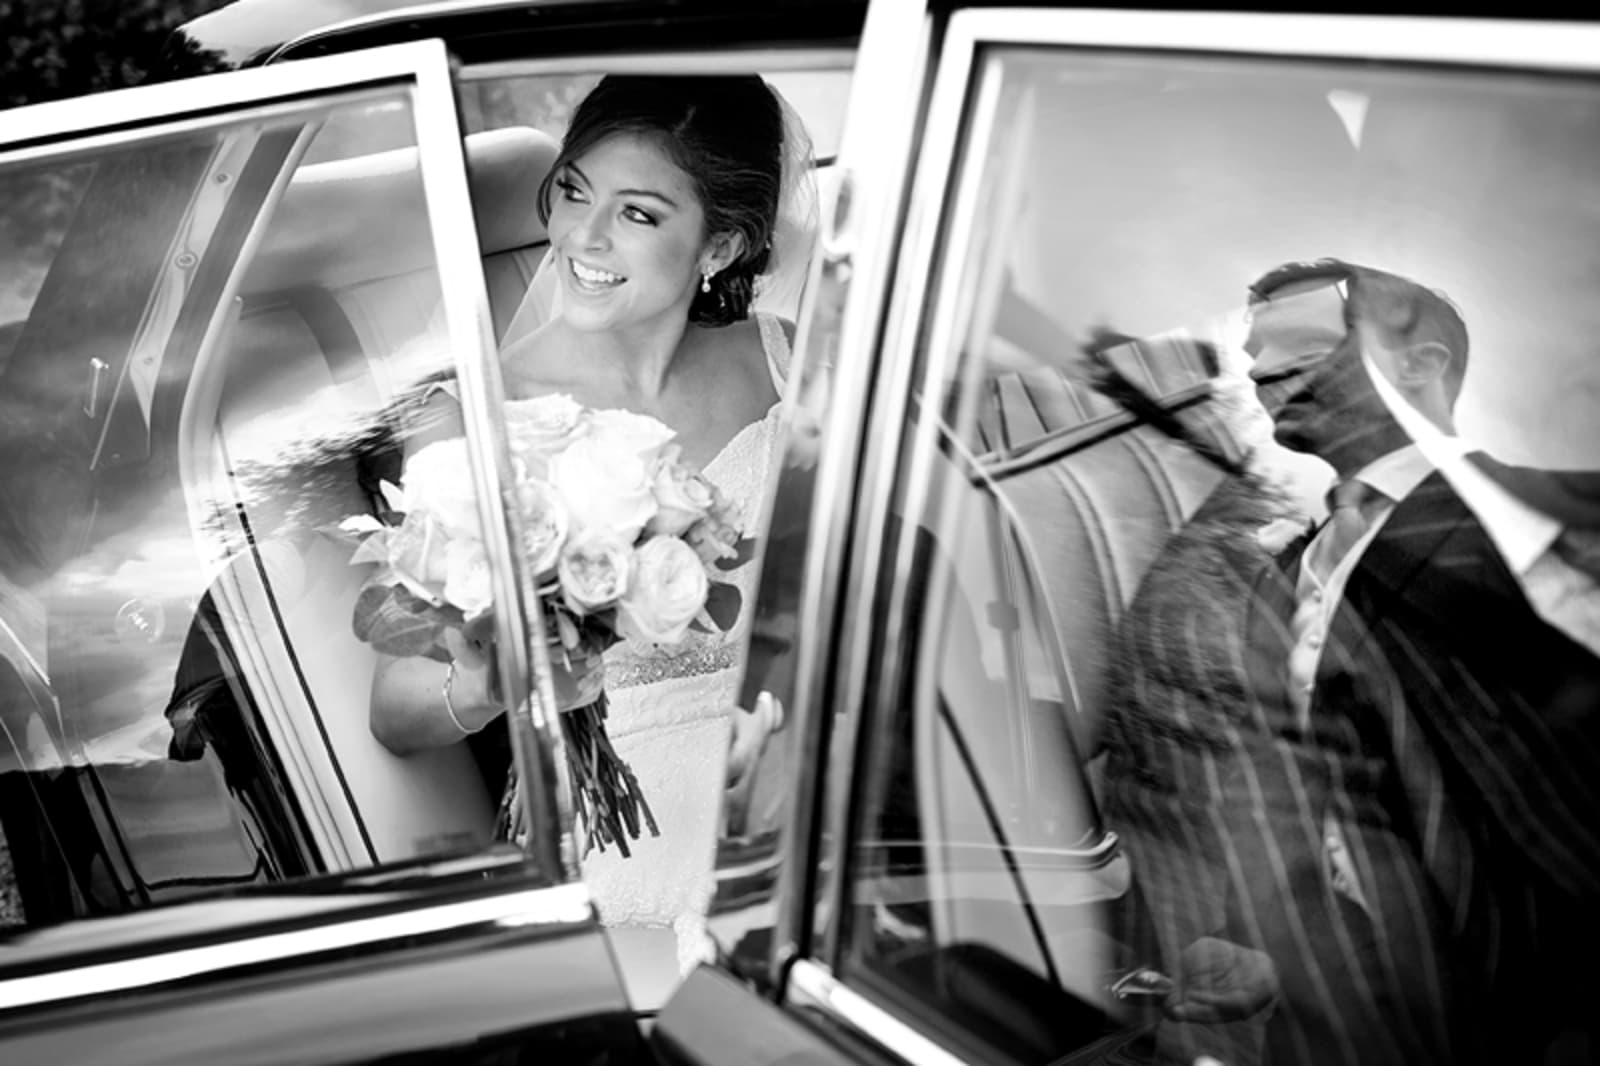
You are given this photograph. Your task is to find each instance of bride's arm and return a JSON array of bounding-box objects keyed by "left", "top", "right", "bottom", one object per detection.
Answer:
[
  {"left": 370, "top": 632, "right": 500, "bottom": 754},
  {"left": 368, "top": 387, "right": 498, "bottom": 754},
  {"left": 370, "top": 332, "right": 586, "bottom": 755}
]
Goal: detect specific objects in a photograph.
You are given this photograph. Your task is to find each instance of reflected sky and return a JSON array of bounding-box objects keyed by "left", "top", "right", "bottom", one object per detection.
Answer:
[{"left": 999, "top": 53, "right": 1600, "bottom": 468}]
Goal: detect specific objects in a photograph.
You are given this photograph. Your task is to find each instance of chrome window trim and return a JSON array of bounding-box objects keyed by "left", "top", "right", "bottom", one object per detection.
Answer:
[
  {"left": 411, "top": 50, "right": 572, "bottom": 880},
  {"left": 0, "top": 882, "right": 592, "bottom": 1013},
  {"left": 0, "top": 95, "right": 394, "bottom": 169},
  {"left": 786, "top": 958, "right": 973, "bottom": 1066},
  {"left": 265, "top": 0, "right": 565, "bottom": 65},
  {"left": 770, "top": 0, "right": 933, "bottom": 977},
  {"left": 0, "top": 43, "right": 443, "bottom": 156},
  {"left": 807, "top": 0, "right": 984, "bottom": 969},
  {"left": 948, "top": 9, "right": 1600, "bottom": 70},
  {"left": 457, "top": 46, "right": 860, "bottom": 83}
]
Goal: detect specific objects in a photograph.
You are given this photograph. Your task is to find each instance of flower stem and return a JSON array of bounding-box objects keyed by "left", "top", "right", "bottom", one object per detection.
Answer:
[{"left": 558, "top": 692, "right": 660, "bottom": 858}]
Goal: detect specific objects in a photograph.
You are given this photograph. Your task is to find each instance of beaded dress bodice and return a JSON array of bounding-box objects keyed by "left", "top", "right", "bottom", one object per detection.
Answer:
[
  {"left": 601, "top": 392, "right": 778, "bottom": 707},
  {"left": 579, "top": 313, "right": 789, "bottom": 971}
]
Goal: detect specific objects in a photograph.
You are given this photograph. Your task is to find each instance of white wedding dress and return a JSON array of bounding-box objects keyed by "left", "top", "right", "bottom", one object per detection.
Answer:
[{"left": 580, "top": 312, "right": 790, "bottom": 977}]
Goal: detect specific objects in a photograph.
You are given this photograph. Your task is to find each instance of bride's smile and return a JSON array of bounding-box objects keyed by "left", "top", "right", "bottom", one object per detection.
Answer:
[
  {"left": 569, "top": 258, "right": 625, "bottom": 289},
  {"left": 546, "top": 133, "right": 723, "bottom": 333}
]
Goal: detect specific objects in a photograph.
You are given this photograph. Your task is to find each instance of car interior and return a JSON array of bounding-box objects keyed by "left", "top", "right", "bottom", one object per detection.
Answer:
[
  {"left": 178, "top": 69, "right": 834, "bottom": 877},
  {"left": 182, "top": 123, "right": 560, "bottom": 870}
]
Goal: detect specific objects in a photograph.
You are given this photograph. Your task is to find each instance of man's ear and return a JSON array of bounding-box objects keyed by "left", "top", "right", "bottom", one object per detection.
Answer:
[
  {"left": 701, "top": 231, "right": 746, "bottom": 276},
  {"left": 1397, "top": 340, "right": 1451, "bottom": 388}
]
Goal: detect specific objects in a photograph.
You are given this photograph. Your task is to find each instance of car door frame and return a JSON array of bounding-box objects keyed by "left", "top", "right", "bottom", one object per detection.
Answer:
[
  {"left": 0, "top": 40, "right": 622, "bottom": 1061},
  {"left": 662, "top": 6, "right": 1600, "bottom": 1066}
]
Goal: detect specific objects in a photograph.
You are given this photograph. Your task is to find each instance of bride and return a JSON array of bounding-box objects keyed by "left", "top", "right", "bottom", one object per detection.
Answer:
[{"left": 370, "top": 73, "right": 810, "bottom": 977}]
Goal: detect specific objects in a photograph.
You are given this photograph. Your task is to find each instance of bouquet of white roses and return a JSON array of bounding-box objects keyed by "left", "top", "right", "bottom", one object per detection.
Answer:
[{"left": 338, "top": 393, "right": 746, "bottom": 857}]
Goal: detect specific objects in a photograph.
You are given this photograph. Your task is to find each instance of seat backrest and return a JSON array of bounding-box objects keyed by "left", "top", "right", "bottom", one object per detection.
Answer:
[
  {"left": 978, "top": 336, "right": 1247, "bottom": 757},
  {"left": 243, "top": 125, "right": 559, "bottom": 355}
]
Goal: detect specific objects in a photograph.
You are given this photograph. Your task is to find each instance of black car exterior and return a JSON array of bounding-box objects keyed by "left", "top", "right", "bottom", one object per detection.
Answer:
[{"left": 1, "top": 2, "right": 1598, "bottom": 1064}]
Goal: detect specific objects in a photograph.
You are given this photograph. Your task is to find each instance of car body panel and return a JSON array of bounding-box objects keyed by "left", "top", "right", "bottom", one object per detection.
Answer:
[{"left": 0, "top": 885, "right": 638, "bottom": 1066}]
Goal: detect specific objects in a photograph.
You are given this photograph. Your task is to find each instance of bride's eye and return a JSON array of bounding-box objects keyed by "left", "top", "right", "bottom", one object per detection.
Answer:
[
  {"left": 555, "top": 178, "right": 587, "bottom": 203},
  {"left": 623, "top": 205, "right": 658, "bottom": 226}
]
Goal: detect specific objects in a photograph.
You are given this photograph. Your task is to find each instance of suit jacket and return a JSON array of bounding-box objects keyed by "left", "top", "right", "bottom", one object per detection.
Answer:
[
  {"left": 1237, "top": 470, "right": 1600, "bottom": 1066},
  {"left": 1100, "top": 471, "right": 1600, "bottom": 1066}
]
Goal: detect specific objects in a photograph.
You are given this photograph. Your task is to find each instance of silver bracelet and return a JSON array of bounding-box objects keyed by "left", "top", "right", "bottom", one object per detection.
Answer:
[{"left": 442, "top": 661, "right": 479, "bottom": 735}]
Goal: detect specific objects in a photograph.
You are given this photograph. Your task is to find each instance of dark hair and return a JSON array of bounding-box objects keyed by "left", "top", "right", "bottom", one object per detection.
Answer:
[
  {"left": 1248, "top": 257, "right": 1470, "bottom": 407},
  {"left": 537, "top": 74, "right": 785, "bottom": 327}
]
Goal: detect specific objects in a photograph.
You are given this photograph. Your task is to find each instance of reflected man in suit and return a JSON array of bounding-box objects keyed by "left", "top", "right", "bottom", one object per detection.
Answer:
[{"left": 1228, "top": 258, "right": 1600, "bottom": 1066}]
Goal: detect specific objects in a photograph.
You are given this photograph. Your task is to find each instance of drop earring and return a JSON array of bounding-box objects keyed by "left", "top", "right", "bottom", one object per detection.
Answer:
[{"left": 700, "top": 270, "right": 713, "bottom": 294}]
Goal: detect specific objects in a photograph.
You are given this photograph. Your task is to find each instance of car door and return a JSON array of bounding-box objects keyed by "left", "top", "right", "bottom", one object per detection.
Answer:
[
  {"left": 657, "top": 7, "right": 1600, "bottom": 1066},
  {"left": 0, "top": 40, "right": 639, "bottom": 1064}
]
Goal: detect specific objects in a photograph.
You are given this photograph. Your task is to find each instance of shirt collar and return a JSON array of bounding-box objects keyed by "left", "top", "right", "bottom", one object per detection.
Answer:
[
  {"left": 1348, "top": 444, "right": 1436, "bottom": 506},
  {"left": 1350, "top": 442, "right": 1561, "bottom": 574}
]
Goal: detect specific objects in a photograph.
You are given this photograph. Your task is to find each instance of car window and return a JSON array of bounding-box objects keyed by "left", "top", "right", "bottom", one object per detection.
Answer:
[
  {"left": 440, "top": 58, "right": 851, "bottom": 996},
  {"left": 842, "top": 22, "right": 1600, "bottom": 1066},
  {"left": 0, "top": 64, "right": 515, "bottom": 933}
]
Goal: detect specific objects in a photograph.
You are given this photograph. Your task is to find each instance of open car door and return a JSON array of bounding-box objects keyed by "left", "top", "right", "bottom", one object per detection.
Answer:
[{"left": 0, "top": 40, "right": 638, "bottom": 1063}]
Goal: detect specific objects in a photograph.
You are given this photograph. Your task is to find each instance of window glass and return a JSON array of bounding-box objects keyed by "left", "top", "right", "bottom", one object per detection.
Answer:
[
  {"left": 847, "top": 41, "right": 1600, "bottom": 1066},
  {"left": 0, "top": 88, "right": 500, "bottom": 933},
  {"left": 450, "top": 61, "right": 851, "bottom": 984}
]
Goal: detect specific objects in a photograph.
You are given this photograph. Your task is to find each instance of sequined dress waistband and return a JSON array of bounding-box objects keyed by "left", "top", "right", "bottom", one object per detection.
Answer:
[{"left": 607, "top": 642, "right": 741, "bottom": 690}]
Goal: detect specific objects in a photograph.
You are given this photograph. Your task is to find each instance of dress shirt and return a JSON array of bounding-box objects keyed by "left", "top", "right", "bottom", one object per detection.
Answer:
[
  {"left": 1288, "top": 445, "right": 1436, "bottom": 726},
  {"left": 1286, "top": 445, "right": 1434, "bottom": 919}
]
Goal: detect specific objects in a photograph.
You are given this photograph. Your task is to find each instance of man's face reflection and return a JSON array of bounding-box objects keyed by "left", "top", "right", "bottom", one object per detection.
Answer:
[{"left": 1245, "top": 277, "right": 1396, "bottom": 465}]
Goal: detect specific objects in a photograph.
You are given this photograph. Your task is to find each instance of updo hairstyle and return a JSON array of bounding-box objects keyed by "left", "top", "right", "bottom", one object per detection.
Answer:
[{"left": 537, "top": 74, "right": 785, "bottom": 327}]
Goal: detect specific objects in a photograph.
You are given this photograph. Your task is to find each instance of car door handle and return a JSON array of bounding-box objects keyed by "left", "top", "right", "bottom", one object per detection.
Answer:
[{"left": 83, "top": 356, "right": 109, "bottom": 418}]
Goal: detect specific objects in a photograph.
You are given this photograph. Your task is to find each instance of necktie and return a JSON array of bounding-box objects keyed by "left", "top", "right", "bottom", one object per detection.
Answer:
[{"left": 1310, "top": 479, "right": 1380, "bottom": 581}]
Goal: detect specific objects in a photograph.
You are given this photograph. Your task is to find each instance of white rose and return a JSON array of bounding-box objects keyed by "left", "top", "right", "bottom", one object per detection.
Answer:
[
  {"left": 557, "top": 529, "right": 632, "bottom": 615},
  {"left": 646, "top": 445, "right": 715, "bottom": 536},
  {"left": 589, "top": 407, "right": 676, "bottom": 465},
  {"left": 684, "top": 512, "right": 741, "bottom": 566},
  {"left": 443, "top": 538, "right": 493, "bottom": 618},
  {"left": 504, "top": 393, "right": 588, "bottom": 476},
  {"left": 516, "top": 477, "right": 569, "bottom": 580},
  {"left": 385, "top": 511, "right": 454, "bottom": 602},
  {"left": 618, "top": 536, "right": 710, "bottom": 646},
  {"left": 549, "top": 435, "right": 658, "bottom": 542},
  {"left": 400, "top": 439, "right": 480, "bottom": 540}
]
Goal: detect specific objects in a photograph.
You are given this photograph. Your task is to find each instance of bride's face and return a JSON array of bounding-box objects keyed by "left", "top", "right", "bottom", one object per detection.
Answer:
[{"left": 547, "top": 132, "right": 714, "bottom": 335}]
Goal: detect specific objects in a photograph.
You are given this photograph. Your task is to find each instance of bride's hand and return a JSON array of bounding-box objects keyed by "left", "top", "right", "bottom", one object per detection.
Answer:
[
  {"left": 442, "top": 626, "right": 500, "bottom": 732},
  {"left": 726, "top": 690, "right": 784, "bottom": 789},
  {"left": 539, "top": 637, "right": 606, "bottom": 712}
]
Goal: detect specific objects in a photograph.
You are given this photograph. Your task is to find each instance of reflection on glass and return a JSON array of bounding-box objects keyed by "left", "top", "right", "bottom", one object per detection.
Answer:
[
  {"left": 0, "top": 87, "right": 502, "bottom": 935},
  {"left": 847, "top": 42, "right": 1600, "bottom": 1066}
]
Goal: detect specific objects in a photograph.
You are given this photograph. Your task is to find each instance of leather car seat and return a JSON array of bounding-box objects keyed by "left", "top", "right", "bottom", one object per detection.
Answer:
[{"left": 187, "top": 126, "right": 560, "bottom": 868}]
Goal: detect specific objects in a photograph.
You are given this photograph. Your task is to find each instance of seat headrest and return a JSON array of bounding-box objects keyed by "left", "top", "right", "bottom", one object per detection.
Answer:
[{"left": 244, "top": 126, "right": 560, "bottom": 296}]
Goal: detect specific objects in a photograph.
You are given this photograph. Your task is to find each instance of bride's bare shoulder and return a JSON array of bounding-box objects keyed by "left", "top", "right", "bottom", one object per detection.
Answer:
[
  {"left": 500, "top": 320, "right": 580, "bottom": 398},
  {"left": 695, "top": 316, "right": 771, "bottom": 377}
]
